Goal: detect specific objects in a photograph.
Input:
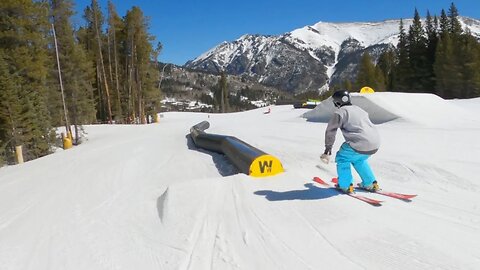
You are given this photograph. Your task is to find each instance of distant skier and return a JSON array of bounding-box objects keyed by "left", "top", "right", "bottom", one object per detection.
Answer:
[{"left": 320, "top": 90, "right": 380, "bottom": 193}]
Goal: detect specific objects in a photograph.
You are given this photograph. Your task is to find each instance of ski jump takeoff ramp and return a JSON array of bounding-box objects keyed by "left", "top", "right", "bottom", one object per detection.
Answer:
[{"left": 190, "top": 121, "right": 284, "bottom": 177}]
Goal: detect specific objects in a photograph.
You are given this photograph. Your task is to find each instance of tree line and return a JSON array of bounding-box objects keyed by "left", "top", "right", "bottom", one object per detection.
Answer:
[
  {"left": 345, "top": 3, "right": 480, "bottom": 99},
  {"left": 0, "top": 0, "right": 161, "bottom": 165}
]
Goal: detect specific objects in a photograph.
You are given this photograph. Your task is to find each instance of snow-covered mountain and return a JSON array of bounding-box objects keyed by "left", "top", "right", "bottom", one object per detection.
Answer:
[{"left": 186, "top": 17, "right": 480, "bottom": 94}]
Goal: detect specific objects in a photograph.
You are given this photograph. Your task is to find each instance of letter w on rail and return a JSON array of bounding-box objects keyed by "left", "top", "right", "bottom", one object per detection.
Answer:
[{"left": 258, "top": 160, "right": 273, "bottom": 173}]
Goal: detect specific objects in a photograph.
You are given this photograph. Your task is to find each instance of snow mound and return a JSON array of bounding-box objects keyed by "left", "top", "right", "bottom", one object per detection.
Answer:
[
  {"left": 157, "top": 178, "right": 223, "bottom": 227},
  {"left": 303, "top": 92, "right": 476, "bottom": 126}
]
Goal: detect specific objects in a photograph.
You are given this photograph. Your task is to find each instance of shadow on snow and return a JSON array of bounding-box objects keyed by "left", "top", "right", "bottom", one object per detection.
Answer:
[
  {"left": 185, "top": 134, "right": 238, "bottom": 177},
  {"left": 254, "top": 183, "right": 339, "bottom": 201}
]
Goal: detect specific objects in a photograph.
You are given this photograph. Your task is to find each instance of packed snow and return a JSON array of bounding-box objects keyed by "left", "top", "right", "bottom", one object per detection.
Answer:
[{"left": 1, "top": 92, "right": 480, "bottom": 270}]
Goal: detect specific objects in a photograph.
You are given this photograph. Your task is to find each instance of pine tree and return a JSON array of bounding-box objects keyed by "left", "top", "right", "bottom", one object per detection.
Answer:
[
  {"left": 50, "top": 0, "right": 96, "bottom": 143},
  {"left": 124, "top": 6, "right": 159, "bottom": 123},
  {"left": 84, "top": 0, "right": 113, "bottom": 123},
  {"left": 454, "top": 5, "right": 480, "bottom": 99},
  {"left": 377, "top": 49, "right": 396, "bottom": 91},
  {"left": 434, "top": 31, "right": 456, "bottom": 98},
  {"left": 424, "top": 11, "right": 438, "bottom": 93},
  {"left": 448, "top": 3, "right": 463, "bottom": 36},
  {"left": 407, "top": 8, "right": 429, "bottom": 92},
  {"left": 435, "top": 5, "right": 469, "bottom": 98},
  {"left": 341, "top": 79, "right": 353, "bottom": 91},
  {"left": 374, "top": 66, "right": 386, "bottom": 92},
  {"left": 435, "top": 9, "right": 450, "bottom": 97},
  {"left": 220, "top": 72, "right": 229, "bottom": 112},
  {"left": 389, "top": 5, "right": 480, "bottom": 99},
  {"left": 0, "top": 0, "right": 56, "bottom": 162},
  {"left": 458, "top": 30, "right": 480, "bottom": 98},
  {"left": 394, "top": 19, "right": 411, "bottom": 91},
  {"left": 355, "top": 52, "right": 384, "bottom": 91},
  {"left": 107, "top": 0, "right": 124, "bottom": 122},
  {"left": 213, "top": 72, "right": 230, "bottom": 113},
  {"left": 0, "top": 52, "right": 22, "bottom": 163},
  {"left": 79, "top": 3, "right": 161, "bottom": 124},
  {"left": 439, "top": 9, "right": 449, "bottom": 35}
]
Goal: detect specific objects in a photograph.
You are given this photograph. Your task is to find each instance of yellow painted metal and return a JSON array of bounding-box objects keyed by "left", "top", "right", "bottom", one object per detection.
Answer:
[
  {"left": 63, "top": 136, "right": 72, "bottom": 150},
  {"left": 360, "top": 86, "right": 375, "bottom": 93},
  {"left": 249, "top": 154, "right": 284, "bottom": 177}
]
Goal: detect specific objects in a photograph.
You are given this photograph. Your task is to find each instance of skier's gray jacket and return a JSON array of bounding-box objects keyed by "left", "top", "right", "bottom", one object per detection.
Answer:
[{"left": 325, "top": 105, "right": 380, "bottom": 154}]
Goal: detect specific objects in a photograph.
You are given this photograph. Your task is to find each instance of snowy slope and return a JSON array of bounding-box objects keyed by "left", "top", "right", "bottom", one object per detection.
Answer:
[
  {"left": 190, "top": 20, "right": 404, "bottom": 66},
  {"left": 1, "top": 94, "right": 480, "bottom": 269},
  {"left": 187, "top": 17, "right": 480, "bottom": 93},
  {"left": 191, "top": 17, "right": 480, "bottom": 67},
  {"left": 194, "top": 35, "right": 279, "bottom": 67},
  {"left": 287, "top": 16, "right": 480, "bottom": 62},
  {"left": 286, "top": 19, "right": 405, "bottom": 62}
]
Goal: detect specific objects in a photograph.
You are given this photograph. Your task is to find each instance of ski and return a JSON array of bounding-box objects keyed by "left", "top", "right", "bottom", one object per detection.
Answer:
[
  {"left": 357, "top": 187, "right": 417, "bottom": 201},
  {"left": 330, "top": 178, "right": 417, "bottom": 201},
  {"left": 312, "top": 177, "right": 383, "bottom": 206}
]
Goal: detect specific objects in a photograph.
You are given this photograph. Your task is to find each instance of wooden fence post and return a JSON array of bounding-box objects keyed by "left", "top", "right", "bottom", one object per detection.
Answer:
[{"left": 15, "top": 145, "right": 24, "bottom": 164}]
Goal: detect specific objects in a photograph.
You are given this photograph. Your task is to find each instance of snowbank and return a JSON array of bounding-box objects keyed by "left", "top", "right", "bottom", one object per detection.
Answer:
[{"left": 303, "top": 92, "right": 477, "bottom": 126}]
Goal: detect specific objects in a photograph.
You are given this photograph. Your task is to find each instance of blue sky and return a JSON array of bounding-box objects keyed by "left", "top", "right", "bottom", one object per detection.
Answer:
[{"left": 74, "top": 0, "right": 480, "bottom": 65}]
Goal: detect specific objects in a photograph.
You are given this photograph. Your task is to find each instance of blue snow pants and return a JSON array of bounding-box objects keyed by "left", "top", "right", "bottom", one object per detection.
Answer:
[{"left": 335, "top": 142, "right": 376, "bottom": 189}]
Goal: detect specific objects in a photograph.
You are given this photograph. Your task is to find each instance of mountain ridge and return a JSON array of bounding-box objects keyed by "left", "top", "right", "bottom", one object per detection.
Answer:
[{"left": 185, "top": 16, "right": 480, "bottom": 94}]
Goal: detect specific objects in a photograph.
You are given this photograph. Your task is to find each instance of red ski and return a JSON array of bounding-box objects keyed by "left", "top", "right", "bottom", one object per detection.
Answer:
[
  {"left": 312, "top": 177, "right": 383, "bottom": 206},
  {"left": 330, "top": 178, "right": 417, "bottom": 201},
  {"left": 358, "top": 188, "right": 417, "bottom": 201}
]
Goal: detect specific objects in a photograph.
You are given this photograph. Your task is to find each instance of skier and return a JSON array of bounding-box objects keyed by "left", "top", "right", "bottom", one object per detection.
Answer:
[{"left": 320, "top": 90, "right": 380, "bottom": 193}]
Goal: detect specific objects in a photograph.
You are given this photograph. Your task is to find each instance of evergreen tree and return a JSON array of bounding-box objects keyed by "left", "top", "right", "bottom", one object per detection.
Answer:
[
  {"left": 458, "top": 30, "right": 480, "bottom": 98},
  {"left": 454, "top": 5, "right": 480, "bottom": 99},
  {"left": 355, "top": 52, "right": 385, "bottom": 91},
  {"left": 435, "top": 5, "right": 468, "bottom": 98},
  {"left": 124, "top": 6, "right": 160, "bottom": 123},
  {"left": 374, "top": 66, "right": 386, "bottom": 92},
  {"left": 435, "top": 9, "right": 450, "bottom": 97},
  {"left": 220, "top": 72, "right": 229, "bottom": 112},
  {"left": 424, "top": 11, "right": 438, "bottom": 93},
  {"left": 0, "top": 0, "right": 164, "bottom": 164},
  {"left": 214, "top": 72, "right": 229, "bottom": 113},
  {"left": 0, "top": 52, "right": 22, "bottom": 163},
  {"left": 50, "top": 0, "right": 96, "bottom": 143},
  {"left": 341, "top": 79, "right": 353, "bottom": 91},
  {"left": 394, "top": 19, "right": 411, "bottom": 91},
  {"left": 434, "top": 31, "right": 456, "bottom": 98},
  {"left": 377, "top": 49, "right": 396, "bottom": 91},
  {"left": 79, "top": 2, "right": 160, "bottom": 123},
  {"left": 407, "top": 8, "right": 429, "bottom": 92},
  {"left": 107, "top": 0, "right": 124, "bottom": 122},
  {"left": 439, "top": 9, "right": 449, "bottom": 35},
  {"left": 0, "top": 0, "right": 55, "bottom": 162},
  {"left": 448, "top": 3, "right": 463, "bottom": 36},
  {"left": 84, "top": 0, "right": 113, "bottom": 123}
]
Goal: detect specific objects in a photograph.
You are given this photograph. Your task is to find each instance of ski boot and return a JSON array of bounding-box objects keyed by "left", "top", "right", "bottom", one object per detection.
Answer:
[
  {"left": 336, "top": 183, "right": 354, "bottom": 194},
  {"left": 358, "top": 181, "right": 380, "bottom": 192}
]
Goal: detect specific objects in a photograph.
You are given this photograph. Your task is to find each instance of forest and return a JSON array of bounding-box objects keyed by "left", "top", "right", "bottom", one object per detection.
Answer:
[
  {"left": 343, "top": 3, "right": 480, "bottom": 100},
  {"left": 0, "top": 0, "right": 162, "bottom": 165}
]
